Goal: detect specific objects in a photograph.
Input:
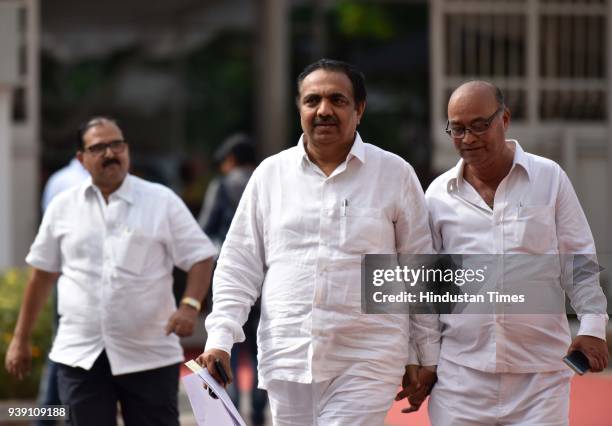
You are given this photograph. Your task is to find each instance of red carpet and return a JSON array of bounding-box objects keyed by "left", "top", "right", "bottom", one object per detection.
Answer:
[
  {"left": 384, "top": 374, "right": 612, "bottom": 426},
  {"left": 182, "top": 350, "right": 612, "bottom": 425}
]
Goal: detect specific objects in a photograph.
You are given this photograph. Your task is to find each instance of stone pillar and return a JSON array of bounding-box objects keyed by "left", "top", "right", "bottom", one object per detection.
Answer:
[
  {"left": 255, "top": 0, "right": 289, "bottom": 159},
  {"left": 0, "top": 1, "right": 19, "bottom": 269},
  {"left": 0, "top": 88, "right": 13, "bottom": 269}
]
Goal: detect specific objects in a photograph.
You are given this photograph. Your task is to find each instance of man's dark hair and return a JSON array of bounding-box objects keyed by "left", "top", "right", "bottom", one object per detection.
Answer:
[
  {"left": 214, "top": 133, "right": 256, "bottom": 166},
  {"left": 76, "top": 116, "right": 119, "bottom": 150},
  {"left": 296, "top": 58, "right": 367, "bottom": 106}
]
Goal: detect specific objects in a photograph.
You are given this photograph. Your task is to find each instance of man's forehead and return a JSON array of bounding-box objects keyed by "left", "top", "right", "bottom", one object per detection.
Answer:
[
  {"left": 299, "top": 70, "right": 353, "bottom": 95},
  {"left": 84, "top": 122, "right": 123, "bottom": 143},
  {"left": 448, "top": 86, "right": 498, "bottom": 121}
]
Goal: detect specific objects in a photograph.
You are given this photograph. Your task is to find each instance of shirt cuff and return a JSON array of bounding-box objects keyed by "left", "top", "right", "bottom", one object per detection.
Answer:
[
  {"left": 25, "top": 256, "right": 60, "bottom": 274},
  {"left": 204, "top": 330, "right": 235, "bottom": 355},
  {"left": 417, "top": 342, "right": 440, "bottom": 367},
  {"left": 407, "top": 342, "right": 419, "bottom": 365},
  {"left": 578, "top": 314, "right": 609, "bottom": 341}
]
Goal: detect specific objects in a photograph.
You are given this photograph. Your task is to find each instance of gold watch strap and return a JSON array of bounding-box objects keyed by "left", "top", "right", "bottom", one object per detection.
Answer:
[{"left": 180, "top": 297, "right": 201, "bottom": 311}]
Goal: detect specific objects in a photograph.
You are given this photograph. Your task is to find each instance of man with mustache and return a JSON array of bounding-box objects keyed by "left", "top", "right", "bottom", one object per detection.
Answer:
[
  {"left": 423, "top": 81, "right": 608, "bottom": 425},
  {"left": 5, "top": 117, "right": 217, "bottom": 426},
  {"left": 197, "top": 59, "right": 439, "bottom": 425}
]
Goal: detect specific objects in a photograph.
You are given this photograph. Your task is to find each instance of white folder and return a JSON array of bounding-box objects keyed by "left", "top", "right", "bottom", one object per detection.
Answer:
[{"left": 182, "top": 360, "right": 246, "bottom": 426}]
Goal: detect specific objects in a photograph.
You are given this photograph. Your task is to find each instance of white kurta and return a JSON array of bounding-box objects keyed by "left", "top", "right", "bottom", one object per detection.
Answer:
[
  {"left": 27, "top": 174, "right": 217, "bottom": 375},
  {"left": 425, "top": 140, "right": 607, "bottom": 373},
  {"left": 205, "top": 133, "right": 440, "bottom": 389}
]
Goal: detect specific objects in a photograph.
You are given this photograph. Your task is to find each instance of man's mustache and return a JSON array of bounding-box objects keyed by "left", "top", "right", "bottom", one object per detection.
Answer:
[
  {"left": 314, "top": 117, "right": 338, "bottom": 126},
  {"left": 102, "top": 158, "right": 121, "bottom": 168}
]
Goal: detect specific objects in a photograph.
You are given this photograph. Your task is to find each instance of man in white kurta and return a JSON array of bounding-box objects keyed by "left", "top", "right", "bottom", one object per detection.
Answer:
[
  {"left": 425, "top": 81, "right": 608, "bottom": 425},
  {"left": 198, "top": 59, "right": 439, "bottom": 425},
  {"left": 6, "top": 117, "right": 217, "bottom": 426}
]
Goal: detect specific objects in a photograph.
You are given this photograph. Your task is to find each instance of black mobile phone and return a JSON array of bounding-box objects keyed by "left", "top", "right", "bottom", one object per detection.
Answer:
[
  {"left": 563, "top": 350, "right": 590, "bottom": 375},
  {"left": 214, "top": 358, "right": 230, "bottom": 385}
]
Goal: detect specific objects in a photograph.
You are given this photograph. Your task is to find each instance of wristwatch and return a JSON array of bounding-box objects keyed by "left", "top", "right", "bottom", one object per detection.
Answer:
[{"left": 180, "top": 297, "right": 201, "bottom": 312}]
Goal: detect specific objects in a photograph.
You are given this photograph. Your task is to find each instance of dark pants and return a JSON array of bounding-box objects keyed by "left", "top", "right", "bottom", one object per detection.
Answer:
[
  {"left": 57, "top": 351, "right": 179, "bottom": 426},
  {"left": 36, "top": 287, "right": 61, "bottom": 426}
]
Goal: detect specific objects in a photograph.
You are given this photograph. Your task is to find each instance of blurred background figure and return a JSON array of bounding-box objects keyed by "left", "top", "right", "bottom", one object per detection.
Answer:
[
  {"left": 41, "top": 158, "right": 90, "bottom": 212},
  {"left": 37, "top": 155, "right": 89, "bottom": 426},
  {"left": 199, "top": 133, "right": 257, "bottom": 248},
  {"left": 198, "top": 133, "right": 267, "bottom": 426}
]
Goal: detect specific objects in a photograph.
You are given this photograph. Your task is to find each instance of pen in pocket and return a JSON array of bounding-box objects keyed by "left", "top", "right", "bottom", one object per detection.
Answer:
[{"left": 342, "top": 199, "right": 348, "bottom": 216}]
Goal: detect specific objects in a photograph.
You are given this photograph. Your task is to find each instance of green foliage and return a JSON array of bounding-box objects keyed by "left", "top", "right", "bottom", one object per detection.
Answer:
[
  {"left": 184, "top": 32, "right": 254, "bottom": 151},
  {"left": 336, "top": 1, "right": 395, "bottom": 40},
  {"left": 0, "top": 268, "right": 53, "bottom": 399}
]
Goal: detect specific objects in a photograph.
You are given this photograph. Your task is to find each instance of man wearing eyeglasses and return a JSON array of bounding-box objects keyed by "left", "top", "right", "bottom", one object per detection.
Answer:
[
  {"left": 5, "top": 117, "right": 217, "bottom": 426},
  {"left": 420, "top": 81, "right": 608, "bottom": 425}
]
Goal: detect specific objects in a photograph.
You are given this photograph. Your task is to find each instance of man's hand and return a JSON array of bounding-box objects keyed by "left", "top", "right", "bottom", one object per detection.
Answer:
[
  {"left": 195, "top": 348, "right": 232, "bottom": 387},
  {"left": 5, "top": 268, "right": 58, "bottom": 381},
  {"left": 5, "top": 337, "right": 32, "bottom": 381},
  {"left": 568, "top": 335, "right": 609, "bottom": 372},
  {"left": 165, "top": 304, "right": 199, "bottom": 337},
  {"left": 395, "top": 365, "right": 437, "bottom": 413}
]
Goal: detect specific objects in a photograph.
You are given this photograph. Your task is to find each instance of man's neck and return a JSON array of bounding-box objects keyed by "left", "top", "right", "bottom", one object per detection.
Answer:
[
  {"left": 464, "top": 144, "right": 515, "bottom": 189},
  {"left": 94, "top": 180, "right": 123, "bottom": 204},
  {"left": 304, "top": 137, "right": 354, "bottom": 177}
]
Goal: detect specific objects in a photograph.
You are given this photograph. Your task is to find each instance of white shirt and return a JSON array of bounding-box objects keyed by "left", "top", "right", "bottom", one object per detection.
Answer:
[
  {"left": 205, "top": 133, "right": 440, "bottom": 388},
  {"left": 426, "top": 140, "right": 608, "bottom": 373},
  {"left": 41, "top": 158, "right": 90, "bottom": 212},
  {"left": 27, "top": 174, "right": 217, "bottom": 375}
]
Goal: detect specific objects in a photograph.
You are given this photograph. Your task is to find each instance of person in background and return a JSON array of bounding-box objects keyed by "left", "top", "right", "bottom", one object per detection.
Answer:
[
  {"left": 42, "top": 157, "right": 90, "bottom": 212},
  {"left": 198, "top": 134, "right": 257, "bottom": 248},
  {"left": 5, "top": 117, "right": 217, "bottom": 426},
  {"left": 198, "top": 134, "right": 266, "bottom": 425}
]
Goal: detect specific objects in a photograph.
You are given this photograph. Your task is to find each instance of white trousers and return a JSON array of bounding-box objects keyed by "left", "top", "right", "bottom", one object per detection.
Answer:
[
  {"left": 428, "top": 359, "right": 573, "bottom": 426},
  {"left": 266, "top": 375, "right": 397, "bottom": 426}
]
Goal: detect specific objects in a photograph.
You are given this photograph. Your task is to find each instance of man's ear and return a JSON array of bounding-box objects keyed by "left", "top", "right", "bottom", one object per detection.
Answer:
[
  {"left": 356, "top": 101, "right": 366, "bottom": 125},
  {"left": 76, "top": 151, "right": 84, "bottom": 165},
  {"left": 502, "top": 107, "right": 511, "bottom": 131}
]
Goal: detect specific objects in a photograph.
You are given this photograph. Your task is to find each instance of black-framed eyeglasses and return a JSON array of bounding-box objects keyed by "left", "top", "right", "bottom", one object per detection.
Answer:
[
  {"left": 445, "top": 107, "right": 504, "bottom": 139},
  {"left": 83, "top": 140, "right": 127, "bottom": 156}
]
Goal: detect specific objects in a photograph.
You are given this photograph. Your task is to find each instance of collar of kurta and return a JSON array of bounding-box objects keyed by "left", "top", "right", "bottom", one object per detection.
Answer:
[
  {"left": 446, "top": 139, "right": 532, "bottom": 194},
  {"left": 296, "top": 131, "right": 367, "bottom": 168},
  {"left": 80, "top": 173, "right": 134, "bottom": 204}
]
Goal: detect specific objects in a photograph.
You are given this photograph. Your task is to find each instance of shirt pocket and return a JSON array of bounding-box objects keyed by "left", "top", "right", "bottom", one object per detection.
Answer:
[
  {"left": 513, "top": 205, "right": 556, "bottom": 253},
  {"left": 113, "top": 229, "right": 150, "bottom": 275},
  {"left": 340, "top": 207, "right": 388, "bottom": 253}
]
